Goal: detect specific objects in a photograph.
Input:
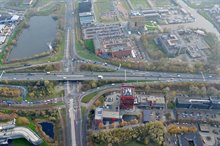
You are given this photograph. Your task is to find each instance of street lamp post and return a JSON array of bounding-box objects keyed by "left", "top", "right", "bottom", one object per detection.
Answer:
[
  {"left": 124, "top": 70, "right": 127, "bottom": 81},
  {"left": 0, "top": 70, "right": 5, "bottom": 80}
]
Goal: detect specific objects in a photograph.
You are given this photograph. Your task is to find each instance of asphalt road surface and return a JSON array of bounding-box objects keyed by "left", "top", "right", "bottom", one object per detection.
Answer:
[{"left": 1, "top": 71, "right": 219, "bottom": 82}]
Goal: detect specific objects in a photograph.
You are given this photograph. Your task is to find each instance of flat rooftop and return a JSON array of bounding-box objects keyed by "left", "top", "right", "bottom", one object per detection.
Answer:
[
  {"left": 79, "top": 1, "right": 92, "bottom": 13},
  {"left": 139, "top": 95, "right": 165, "bottom": 104},
  {"left": 176, "top": 96, "right": 211, "bottom": 104}
]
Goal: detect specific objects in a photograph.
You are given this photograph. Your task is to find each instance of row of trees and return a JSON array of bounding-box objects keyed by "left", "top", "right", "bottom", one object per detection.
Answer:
[
  {"left": 106, "top": 57, "right": 219, "bottom": 74},
  {"left": 167, "top": 124, "right": 197, "bottom": 134},
  {"left": 0, "top": 112, "right": 17, "bottom": 122},
  {"left": 8, "top": 63, "right": 62, "bottom": 73},
  {"left": 0, "top": 87, "right": 21, "bottom": 97},
  {"left": 92, "top": 121, "right": 165, "bottom": 145},
  {"left": 135, "top": 82, "right": 220, "bottom": 96}
]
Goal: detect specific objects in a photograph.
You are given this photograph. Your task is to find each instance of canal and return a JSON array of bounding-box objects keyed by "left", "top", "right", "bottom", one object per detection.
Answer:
[{"left": 8, "top": 16, "right": 57, "bottom": 61}]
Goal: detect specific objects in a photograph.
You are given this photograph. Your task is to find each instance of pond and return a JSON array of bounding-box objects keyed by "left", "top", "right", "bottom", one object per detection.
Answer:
[
  {"left": 7, "top": 16, "right": 57, "bottom": 61},
  {"left": 39, "top": 122, "right": 54, "bottom": 139}
]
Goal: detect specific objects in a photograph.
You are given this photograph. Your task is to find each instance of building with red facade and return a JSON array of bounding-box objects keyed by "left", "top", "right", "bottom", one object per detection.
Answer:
[{"left": 120, "top": 86, "right": 135, "bottom": 110}]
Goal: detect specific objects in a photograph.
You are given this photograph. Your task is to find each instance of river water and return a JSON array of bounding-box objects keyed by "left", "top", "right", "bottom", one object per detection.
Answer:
[
  {"left": 161, "top": 0, "right": 220, "bottom": 40},
  {"left": 8, "top": 16, "right": 57, "bottom": 61}
]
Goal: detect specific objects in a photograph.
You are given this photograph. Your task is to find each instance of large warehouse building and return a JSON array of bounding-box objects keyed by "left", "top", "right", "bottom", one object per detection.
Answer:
[{"left": 176, "top": 96, "right": 220, "bottom": 110}]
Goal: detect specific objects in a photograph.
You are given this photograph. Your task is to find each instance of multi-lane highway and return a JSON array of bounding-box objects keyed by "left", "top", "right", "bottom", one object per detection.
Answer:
[{"left": 1, "top": 71, "right": 220, "bottom": 82}]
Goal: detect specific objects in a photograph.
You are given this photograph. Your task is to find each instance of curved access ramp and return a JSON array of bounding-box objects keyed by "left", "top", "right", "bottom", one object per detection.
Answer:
[{"left": 0, "top": 126, "right": 42, "bottom": 145}]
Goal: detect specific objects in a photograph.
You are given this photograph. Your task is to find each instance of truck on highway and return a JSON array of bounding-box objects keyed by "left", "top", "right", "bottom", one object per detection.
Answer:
[
  {"left": 46, "top": 72, "right": 51, "bottom": 75},
  {"left": 98, "top": 75, "right": 103, "bottom": 79}
]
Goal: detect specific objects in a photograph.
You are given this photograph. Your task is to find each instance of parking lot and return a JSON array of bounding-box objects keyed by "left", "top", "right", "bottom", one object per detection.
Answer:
[{"left": 177, "top": 109, "right": 220, "bottom": 122}]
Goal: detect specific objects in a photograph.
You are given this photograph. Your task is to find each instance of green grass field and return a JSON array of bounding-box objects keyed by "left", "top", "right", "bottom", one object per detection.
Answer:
[
  {"left": 12, "top": 139, "right": 49, "bottom": 146},
  {"left": 130, "top": 0, "right": 150, "bottom": 9},
  {"left": 12, "top": 139, "right": 33, "bottom": 146},
  {"left": 81, "top": 91, "right": 98, "bottom": 103},
  {"left": 145, "top": 21, "right": 158, "bottom": 31}
]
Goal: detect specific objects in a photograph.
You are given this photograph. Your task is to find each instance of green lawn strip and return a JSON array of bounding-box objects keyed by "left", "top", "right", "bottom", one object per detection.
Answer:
[
  {"left": 12, "top": 138, "right": 33, "bottom": 146},
  {"left": 81, "top": 106, "right": 86, "bottom": 116},
  {"left": 81, "top": 91, "right": 98, "bottom": 103},
  {"left": 49, "top": 102, "right": 65, "bottom": 106}
]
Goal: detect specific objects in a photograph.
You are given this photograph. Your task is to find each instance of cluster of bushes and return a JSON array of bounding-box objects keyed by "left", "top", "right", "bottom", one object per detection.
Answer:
[
  {"left": 91, "top": 121, "right": 165, "bottom": 146},
  {"left": 0, "top": 87, "right": 21, "bottom": 97},
  {"left": 167, "top": 124, "right": 197, "bottom": 134},
  {"left": 27, "top": 80, "right": 56, "bottom": 99},
  {"left": 0, "top": 112, "right": 17, "bottom": 122}
]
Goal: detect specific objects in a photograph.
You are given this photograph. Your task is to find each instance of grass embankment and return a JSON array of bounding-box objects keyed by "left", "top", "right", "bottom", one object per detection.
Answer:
[
  {"left": 81, "top": 91, "right": 98, "bottom": 103},
  {"left": 80, "top": 64, "right": 115, "bottom": 72}
]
